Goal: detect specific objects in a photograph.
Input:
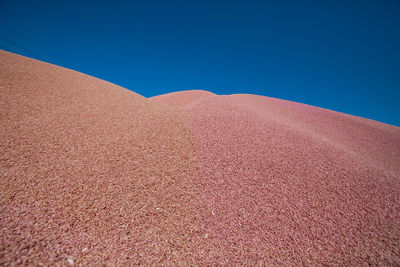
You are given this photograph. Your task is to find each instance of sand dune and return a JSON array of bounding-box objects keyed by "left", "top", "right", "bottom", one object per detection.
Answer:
[{"left": 1, "top": 50, "right": 400, "bottom": 265}]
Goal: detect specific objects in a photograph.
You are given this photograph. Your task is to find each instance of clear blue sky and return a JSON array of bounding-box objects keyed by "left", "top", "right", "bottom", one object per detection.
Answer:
[{"left": 1, "top": 0, "right": 399, "bottom": 126}]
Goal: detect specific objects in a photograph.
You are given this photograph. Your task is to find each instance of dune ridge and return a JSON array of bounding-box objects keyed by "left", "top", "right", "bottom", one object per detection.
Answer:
[{"left": 1, "top": 50, "right": 400, "bottom": 265}]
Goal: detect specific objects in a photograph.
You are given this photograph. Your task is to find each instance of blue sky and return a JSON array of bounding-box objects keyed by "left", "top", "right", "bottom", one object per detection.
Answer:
[{"left": 1, "top": 0, "right": 399, "bottom": 126}]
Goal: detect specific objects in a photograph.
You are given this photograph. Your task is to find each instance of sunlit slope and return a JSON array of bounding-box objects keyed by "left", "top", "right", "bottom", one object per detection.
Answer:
[{"left": 0, "top": 50, "right": 209, "bottom": 265}]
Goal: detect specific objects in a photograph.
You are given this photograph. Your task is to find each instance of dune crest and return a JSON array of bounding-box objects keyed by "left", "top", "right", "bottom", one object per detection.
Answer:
[{"left": 149, "top": 89, "right": 216, "bottom": 108}]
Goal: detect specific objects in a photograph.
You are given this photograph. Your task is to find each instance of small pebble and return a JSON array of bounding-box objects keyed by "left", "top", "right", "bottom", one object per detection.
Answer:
[{"left": 67, "top": 257, "right": 74, "bottom": 266}]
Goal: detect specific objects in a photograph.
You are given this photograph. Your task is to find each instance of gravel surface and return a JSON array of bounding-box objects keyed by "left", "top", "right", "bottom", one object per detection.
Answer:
[{"left": 2, "top": 50, "right": 400, "bottom": 265}]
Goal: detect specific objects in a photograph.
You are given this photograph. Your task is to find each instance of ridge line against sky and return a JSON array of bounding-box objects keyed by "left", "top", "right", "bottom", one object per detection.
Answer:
[
  {"left": 0, "top": 0, "right": 399, "bottom": 126},
  {"left": 1, "top": 48, "right": 399, "bottom": 128}
]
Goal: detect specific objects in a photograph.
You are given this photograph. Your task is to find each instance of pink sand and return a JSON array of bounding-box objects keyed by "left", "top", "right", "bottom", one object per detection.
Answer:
[{"left": 1, "top": 50, "right": 400, "bottom": 265}]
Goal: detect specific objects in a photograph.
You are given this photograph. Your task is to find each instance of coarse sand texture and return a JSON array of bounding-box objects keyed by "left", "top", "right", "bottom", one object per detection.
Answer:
[{"left": 1, "top": 50, "right": 400, "bottom": 265}]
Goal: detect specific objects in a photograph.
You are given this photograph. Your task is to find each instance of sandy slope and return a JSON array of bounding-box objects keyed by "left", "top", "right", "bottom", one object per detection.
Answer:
[
  {"left": 154, "top": 93, "right": 400, "bottom": 264},
  {"left": 0, "top": 50, "right": 210, "bottom": 265},
  {"left": 1, "top": 50, "right": 400, "bottom": 265}
]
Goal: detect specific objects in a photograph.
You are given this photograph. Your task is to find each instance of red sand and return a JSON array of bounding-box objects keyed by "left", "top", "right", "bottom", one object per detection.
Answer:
[
  {"left": 150, "top": 90, "right": 216, "bottom": 109},
  {"left": 1, "top": 50, "right": 400, "bottom": 265}
]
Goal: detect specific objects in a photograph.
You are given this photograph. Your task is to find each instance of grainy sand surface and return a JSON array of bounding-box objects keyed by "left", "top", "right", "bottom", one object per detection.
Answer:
[{"left": 1, "top": 50, "right": 400, "bottom": 265}]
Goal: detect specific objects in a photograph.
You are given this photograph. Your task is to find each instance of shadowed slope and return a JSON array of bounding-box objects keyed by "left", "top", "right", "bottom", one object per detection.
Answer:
[
  {"left": 180, "top": 93, "right": 400, "bottom": 265},
  {"left": 0, "top": 50, "right": 210, "bottom": 265}
]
